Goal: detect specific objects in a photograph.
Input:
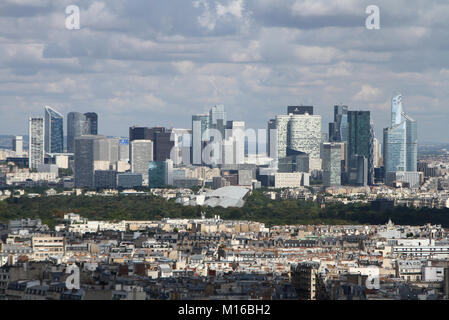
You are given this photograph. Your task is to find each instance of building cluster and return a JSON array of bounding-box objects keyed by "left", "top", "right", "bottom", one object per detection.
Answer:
[
  {"left": 0, "top": 95, "right": 421, "bottom": 192},
  {"left": 2, "top": 94, "right": 447, "bottom": 210},
  {"left": 0, "top": 216, "right": 449, "bottom": 300}
]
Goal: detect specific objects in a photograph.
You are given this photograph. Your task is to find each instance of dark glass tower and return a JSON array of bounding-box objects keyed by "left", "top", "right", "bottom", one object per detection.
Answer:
[
  {"left": 84, "top": 112, "right": 98, "bottom": 135},
  {"left": 347, "top": 111, "right": 373, "bottom": 185}
]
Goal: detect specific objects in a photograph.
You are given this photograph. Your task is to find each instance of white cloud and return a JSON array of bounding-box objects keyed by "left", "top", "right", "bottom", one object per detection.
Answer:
[{"left": 354, "top": 85, "right": 382, "bottom": 101}]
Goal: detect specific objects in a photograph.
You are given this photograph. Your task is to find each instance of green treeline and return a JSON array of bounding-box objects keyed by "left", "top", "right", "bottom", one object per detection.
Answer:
[{"left": 0, "top": 191, "right": 448, "bottom": 229}]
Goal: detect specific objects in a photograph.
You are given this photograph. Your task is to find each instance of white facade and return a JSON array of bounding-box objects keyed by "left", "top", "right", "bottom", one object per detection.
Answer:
[
  {"left": 13, "top": 136, "right": 23, "bottom": 155},
  {"left": 274, "top": 114, "right": 322, "bottom": 170},
  {"left": 274, "top": 172, "right": 303, "bottom": 188},
  {"left": 29, "top": 118, "right": 45, "bottom": 169},
  {"left": 130, "top": 140, "right": 153, "bottom": 185}
]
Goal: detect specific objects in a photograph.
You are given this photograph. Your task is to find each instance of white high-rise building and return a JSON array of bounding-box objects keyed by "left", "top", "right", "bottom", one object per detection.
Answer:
[
  {"left": 273, "top": 111, "right": 322, "bottom": 170},
  {"left": 130, "top": 140, "right": 153, "bottom": 185},
  {"left": 29, "top": 118, "right": 45, "bottom": 169},
  {"left": 223, "top": 121, "right": 245, "bottom": 165},
  {"left": 13, "top": 136, "right": 23, "bottom": 155}
]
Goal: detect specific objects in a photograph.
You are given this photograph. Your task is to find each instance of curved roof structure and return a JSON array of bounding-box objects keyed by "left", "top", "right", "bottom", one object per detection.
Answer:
[{"left": 203, "top": 186, "right": 250, "bottom": 208}]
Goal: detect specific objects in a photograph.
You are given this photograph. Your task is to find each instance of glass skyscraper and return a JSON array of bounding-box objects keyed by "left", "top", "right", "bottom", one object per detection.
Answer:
[
  {"left": 383, "top": 94, "right": 417, "bottom": 175},
  {"left": 148, "top": 161, "right": 168, "bottom": 188},
  {"left": 192, "top": 114, "right": 210, "bottom": 165},
  {"left": 209, "top": 105, "right": 227, "bottom": 138},
  {"left": 74, "top": 135, "right": 107, "bottom": 188},
  {"left": 347, "top": 111, "right": 374, "bottom": 185},
  {"left": 84, "top": 112, "right": 98, "bottom": 135},
  {"left": 67, "top": 112, "right": 90, "bottom": 153},
  {"left": 329, "top": 105, "right": 348, "bottom": 142},
  {"left": 322, "top": 142, "right": 342, "bottom": 187},
  {"left": 44, "top": 106, "right": 64, "bottom": 154}
]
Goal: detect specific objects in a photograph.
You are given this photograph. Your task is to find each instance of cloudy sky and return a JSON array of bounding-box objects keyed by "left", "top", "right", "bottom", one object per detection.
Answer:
[{"left": 0, "top": 0, "right": 448, "bottom": 143}]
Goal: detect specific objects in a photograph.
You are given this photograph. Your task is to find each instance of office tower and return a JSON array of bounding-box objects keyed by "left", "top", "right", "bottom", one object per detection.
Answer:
[
  {"left": 347, "top": 111, "right": 373, "bottom": 185},
  {"left": 272, "top": 109, "right": 321, "bottom": 170},
  {"left": 348, "top": 154, "right": 368, "bottom": 186},
  {"left": 384, "top": 95, "right": 418, "bottom": 173},
  {"left": 267, "top": 119, "right": 277, "bottom": 158},
  {"left": 74, "top": 135, "right": 107, "bottom": 188},
  {"left": 67, "top": 112, "right": 89, "bottom": 153},
  {"left": 118, "top": 139, "right": 129, "bottom": 161},
  {"left": 329, "top": 105, "right": 349, "bottom": 142},
  {"left": 192, "top": 114, "right": 210, "bottom": 165},
  {"left": 209, "top": 105, "right": 227, "bottom": 138},
  {"left": 223, "top": 121, "right": 245, "bottom": 165},
  {"left": 169, "top": 128, "right": 191, "bottom": 165},
  {"left": 12, "top": 136, "right": 23, "bottom": 155},
  {"left": 373, "top": 138, "right": 382, "bottom": 168},
  {"left": 44, "top": 106, "right": 64, "bottom": 154},
  {"left": 84, "top": 112, "right": 98, "bottom": 135},
  {"left": 130, "top": 140, "right": 153, "bottom": 185},
  {"left": 322, "top": 143, "right": 342, "bottom": 187},
  {"left": 106, "top": 138, "right": 120, "bottom": 164},
  {"left": 383, "top": 94, "right": 418, "bottom": 183},
  {"left": 166, "top": 159, "right": 174, "bottom": 185},
  {"left": 148, "top": 161, "right": 169, "bottom": 188},
  {"left": 406, "top": 114, "right": 418, "bottom": 172},
  {"left": 129, "top": 126, "right": 152, "bottom": 141},
  {"left": 29, "top": 118, "right": 45, "bottom": 169},
  {"left": 287, "top": 114, "right": 322, "bottom": 170},
  {"left": 274, "top": 115, "right": 291, "bottom": 159},
  {"left": 154, "top": 131, "right": 174, "bottom": 162},
  {"left": 287, "top": 106, "right": 314, "bottom": 115}
]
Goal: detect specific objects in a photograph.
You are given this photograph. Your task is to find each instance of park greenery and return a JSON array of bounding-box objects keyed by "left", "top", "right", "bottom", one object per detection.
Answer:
[{"left": 1, "top": 190, "right": 449, "bottom": 229}]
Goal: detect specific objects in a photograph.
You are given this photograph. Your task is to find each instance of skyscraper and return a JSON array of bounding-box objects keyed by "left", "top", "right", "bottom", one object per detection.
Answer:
[
  {"left": 223, "top": 121, "right": 245, "bottom": 165},
  {"left": 67, "top": 112, "right": 90, "bottom": 153},
  {"left": 347, "top": 111, "right": 373, "bottom": 185},
  {"left": 84, "top": 113, "right": 98, "bottom": 135},
  {"left": 271, "top": 108, "right": 321, "bottom": 170},
  {"left": 154, "top": 131, "right": 174, "bottom": 162},
  {"left": 74, "top": 135, "right": 107, "bottom": 188},
  {"left": 192, "top": 114, "right": 210, "bottom": 165},
  {"left": 373, "top": 138, "right": 383, "bottom": 168},
  {"left": 118, "top": 139, "right": 129, "bottom": 161},
  {"left": 148, "top": 160, "right": 173, "bottom": 188},
  {"left": 267, "top": 119, "right": 277, "bottom": 158},
  {"left": 44, "top": 106, "right": 64, "bottom": 154},
  {"left": 329, "top": 105, "right": 349, "bottom": 142},
  {"left": 322, "top": 142, "right": 342, "bottom": 187},
  {"left": 129, "top": 126, "right": 152, "bottom": 142},
  {"left": 130, "top": 140, "right": 154, "bottom": 185},
  {"left": 288, "top": 114, "right": 322, "bottom": 161},
  {"left": 12, "top": 136, "right": 23, "bottom": 155},
  {"left": 209, "top": 105, "right": 227, "bottom": 138},
  {"left": 29, "top": 118, "right": 45, "bottom": 169},
  {"left": 383, "top": 94, "right": 418, "bottom": 176}
]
